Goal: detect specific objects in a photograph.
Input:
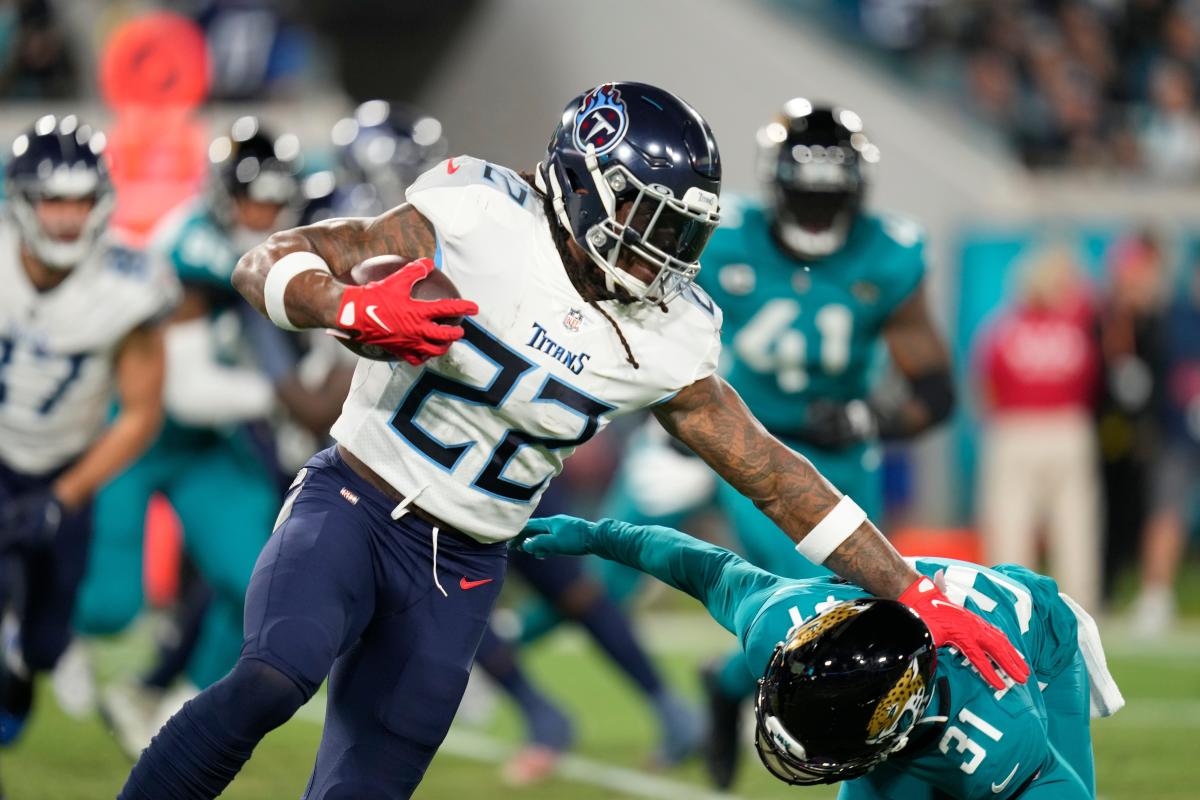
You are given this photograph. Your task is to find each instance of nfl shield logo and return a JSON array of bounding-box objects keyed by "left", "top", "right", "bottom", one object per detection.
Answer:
[{"left": 562, "top": 308, "right": 584, "bottom": 332}]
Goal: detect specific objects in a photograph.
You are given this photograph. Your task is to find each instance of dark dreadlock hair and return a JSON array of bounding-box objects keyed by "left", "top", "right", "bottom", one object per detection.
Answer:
[{"left": 521, "top": 170, "right": 646, "bottom": 369}]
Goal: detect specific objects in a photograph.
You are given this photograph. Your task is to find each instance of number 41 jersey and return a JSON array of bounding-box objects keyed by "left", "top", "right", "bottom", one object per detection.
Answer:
[
  {"left": 330, "top": 157, "right": 723, "bottom": 543},
  {"left": 0, "top": 220, "right": 179, "bottom": 475},
  {"left": 699, "top": 197, "right": 925, "bottom": 432}
]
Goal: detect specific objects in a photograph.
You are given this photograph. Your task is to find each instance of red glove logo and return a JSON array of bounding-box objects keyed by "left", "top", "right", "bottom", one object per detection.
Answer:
[
  {"left": 337, "top": 258, "right": 478, "bottom": 366},
  {"left": 899, "top": 576, "right": 1031, "bottom": 691}
]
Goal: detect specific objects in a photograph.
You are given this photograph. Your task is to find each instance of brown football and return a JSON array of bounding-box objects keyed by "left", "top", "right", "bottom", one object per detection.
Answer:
[{"left": 336, "top": 255, "right": 464, "bottom": 361}]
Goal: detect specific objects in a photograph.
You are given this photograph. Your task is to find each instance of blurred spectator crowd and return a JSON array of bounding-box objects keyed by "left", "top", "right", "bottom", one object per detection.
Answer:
[
  {"left": 812, "top": 0, "right": 1200, "bottom": 179},
  {"left": 0, "top": 0, "right": 323, "bottom": 102},
  {"left": 970, "top": 229, "right": 1200, "bottom": 628}
]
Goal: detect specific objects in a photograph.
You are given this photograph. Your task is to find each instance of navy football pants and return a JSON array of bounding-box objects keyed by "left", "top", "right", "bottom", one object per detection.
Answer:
[
  {"left": 120, "top": 447, "right": 507, "bottom": 799},
  {"left": 0, "top": 458, "right": 92, "bottom": 673}
]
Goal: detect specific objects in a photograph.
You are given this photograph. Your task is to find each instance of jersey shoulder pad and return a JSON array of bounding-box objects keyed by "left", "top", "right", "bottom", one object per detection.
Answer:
[
  {"left": 406, "top": 156, "right": 538, "bottom": 242},
  {"left": 714, "top": 193, "right": 761, "bottom": 231},
  {"left": 153, "top": 206, "right": 239, "bottom": 291},
  {"left": 870, "top": 211, "right": 926, "bottom": 251},
  {"left": 100, "top": 241, "right": 152, "bottom": 281},
  {"left": 641, "top": 283, "right": 725, "bottom": 391},
  {"left": 677, "top": 282, "right": 724, "bottom": 331},
  {"left": 707, "top": 196, "right": 770, "bottom": 258},
  {"left": 859, "top": 211, "right": 926, "bottom": 311},
  {"left": 93, "top": 236, "right": 181, "bottom": 329}
]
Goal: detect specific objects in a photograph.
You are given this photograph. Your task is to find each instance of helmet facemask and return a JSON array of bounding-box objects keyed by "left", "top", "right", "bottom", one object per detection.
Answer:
[
  {"left": 766, "top": 150, "right": 863, "bottom": 259},
  {"left": 756, "top": 104, "right": 876, "bottom": 260},
  {"left": 544, "top": 146, "right": 719, "bottom": 305},
  {"left": 9, "top": 167, "right": 114, "bottom": 271},
  {"left": 207, "top": 120, "right": 304, "bottom": 251}
]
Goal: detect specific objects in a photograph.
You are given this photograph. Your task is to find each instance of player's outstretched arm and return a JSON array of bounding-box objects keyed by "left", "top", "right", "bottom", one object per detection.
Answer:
[
  {"left": 655, "top": 375, "right": 909, "bottom": 595},
  {"left": 654, "top": 375, "right": 1030, "bottom": 689},
  {"left": 520, "top": 515, "right": 781, "bottom": 634}
]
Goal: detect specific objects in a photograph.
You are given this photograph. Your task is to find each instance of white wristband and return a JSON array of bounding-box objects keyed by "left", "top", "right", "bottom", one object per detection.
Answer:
[
  {"left": 264, "top": 251, "right": 333, "bottom": 331},
  {"left": 795, "top": 495, "right": 868, "bottom": 565}
]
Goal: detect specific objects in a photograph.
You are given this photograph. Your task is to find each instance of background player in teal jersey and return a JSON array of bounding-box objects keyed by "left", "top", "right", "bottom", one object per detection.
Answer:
[
  {"left": 523, "top": 98, "right": 958, "bottom": 781},
  {"left": 71, "top": 117, "right": 316, "bottom": 752},
  {"left": 519, "top": 514, "right": 1125, "bottom": 798}
]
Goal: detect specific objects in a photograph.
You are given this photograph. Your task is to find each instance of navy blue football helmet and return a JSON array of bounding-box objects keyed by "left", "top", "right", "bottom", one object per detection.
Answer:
[
  {"left": 207, "top": 116, "right": 304, "bottom": 251},
  {"left": 754, "top": 599, "right": 936, "bottom": 785},
  {"left": 757, "top": 99, "right": 879, "bottom": 259},
  {"left": 331, "top": 100, "right": 447, "bottom": 216},
  {"left": 5, "top": 114, "right": 113, "bottom": 270},
  {"left": 297, "top": 169, "right": 340, "bottom": 226},
  {"left": 536, "top": 82, "right": 721, "bottom": 305}
]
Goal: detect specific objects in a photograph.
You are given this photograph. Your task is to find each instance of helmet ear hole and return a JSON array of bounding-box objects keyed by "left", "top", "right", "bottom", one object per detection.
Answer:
[{"left": 562, "top": 167, "right": 584, "bottom": 194}]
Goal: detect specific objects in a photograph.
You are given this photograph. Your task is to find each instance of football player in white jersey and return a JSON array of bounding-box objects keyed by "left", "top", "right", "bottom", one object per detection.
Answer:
[
  {"left": 0, "top": 115, "right": 177, "bottom": 747},
  {"left": 120, "top": 82, "right": 1027, "bottom": 800}
]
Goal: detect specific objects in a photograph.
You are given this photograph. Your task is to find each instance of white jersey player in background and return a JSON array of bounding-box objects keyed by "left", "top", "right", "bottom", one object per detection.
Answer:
[
  {"left": 0, "top": 115, "right": 177, "bottom": 755},
  {"left": 120, "top": 82, "right": 1026, "bottom": 800}
]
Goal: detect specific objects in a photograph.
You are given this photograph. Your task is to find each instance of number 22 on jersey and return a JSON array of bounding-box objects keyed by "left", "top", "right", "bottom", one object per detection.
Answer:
[
  {"left": 390, "top": 320, "right": 613, "bottom": 503},
  {"left": 732, "top": 298, "right": 853, "bottom": 393}
]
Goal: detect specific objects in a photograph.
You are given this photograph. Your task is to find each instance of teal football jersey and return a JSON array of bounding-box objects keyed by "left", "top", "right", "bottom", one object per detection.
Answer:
[
  {"left": 149, "top": 202, "right": 256, "bottom": 444},
  {"left": 155, "top": 202, "right": 241, "bottom": 296},
  {"left": 732, "top": 559, "right": 1081, "bottom": 799},
  {"left": 698, "top": 197, "right": 925, "bottom": 431},
  {"left": 572, "top": 517, "right": 1089, "bottom": 799}
]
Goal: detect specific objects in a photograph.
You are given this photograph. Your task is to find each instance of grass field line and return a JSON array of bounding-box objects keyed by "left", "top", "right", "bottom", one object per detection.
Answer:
[
  {"left": 1115, "top": 699, "right": 1200, "bottom": 728},
  {"left": 293, "top": 702, "right": 744, "bottom": 800}
]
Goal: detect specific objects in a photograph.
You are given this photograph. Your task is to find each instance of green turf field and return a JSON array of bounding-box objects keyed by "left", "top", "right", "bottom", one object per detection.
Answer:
[{"left": 4, "top": 610, "right": 1198, "bottom": 799}]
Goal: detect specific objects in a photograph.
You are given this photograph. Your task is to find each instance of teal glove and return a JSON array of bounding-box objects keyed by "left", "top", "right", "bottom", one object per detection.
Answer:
[{"left": 518, "top": 514, "right": 598, "bottom": 558}]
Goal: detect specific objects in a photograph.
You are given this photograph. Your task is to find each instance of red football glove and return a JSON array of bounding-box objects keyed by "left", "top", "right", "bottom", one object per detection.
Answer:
[
  {"left": 899, "top": 575, "right": 1031, "bottom": 691},
  {"left": 336, "top": 258, "right": 478, "bottom": 366}
]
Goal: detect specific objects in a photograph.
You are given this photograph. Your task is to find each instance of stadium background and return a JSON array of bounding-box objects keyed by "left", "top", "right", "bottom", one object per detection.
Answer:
[{"left": 1, "top": 1, "right": 1197, "bottom": 798}]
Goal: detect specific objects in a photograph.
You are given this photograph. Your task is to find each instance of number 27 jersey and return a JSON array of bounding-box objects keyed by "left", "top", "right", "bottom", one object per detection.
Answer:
[
  {"left": 330, "top": 157, "right": 722, "bottom": 542},
  {"left": 0, "top": 222, "right": 179, "bottom": 475}
]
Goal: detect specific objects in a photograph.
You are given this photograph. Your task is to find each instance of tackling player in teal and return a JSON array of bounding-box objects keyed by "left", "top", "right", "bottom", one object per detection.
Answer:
[
  {"left": 519, "top": 514, "right": 1124, "bottom": 799},
  {"left": 522, "top": 99, "right": 957, "bottom": 784}
]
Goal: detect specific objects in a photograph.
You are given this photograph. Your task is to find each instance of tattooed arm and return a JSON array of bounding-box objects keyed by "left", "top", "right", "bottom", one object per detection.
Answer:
[
  {"left": 231, "top": 204, "right": 437, "bottom": 329},
  {"left": 653, "top": 374, "right": 917, "bottom": 597},
  {"left": 655, "top": 374, "right": 1032, "bottom": 688}
]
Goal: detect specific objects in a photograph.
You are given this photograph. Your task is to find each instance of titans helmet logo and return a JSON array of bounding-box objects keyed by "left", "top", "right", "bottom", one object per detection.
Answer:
[{"left": 573, "top": 84, "right": 629, "bottom": 157}]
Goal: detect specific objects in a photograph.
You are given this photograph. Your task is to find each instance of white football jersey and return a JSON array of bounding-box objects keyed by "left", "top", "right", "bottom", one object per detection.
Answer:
[
  {"left": 0, "top": 220, "right": 179, "bottom": 474},
  {"left": 331, "top": 157, "right": 723, "bottom": 542}
]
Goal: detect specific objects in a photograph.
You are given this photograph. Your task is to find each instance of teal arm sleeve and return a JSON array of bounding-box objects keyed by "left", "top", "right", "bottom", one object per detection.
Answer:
[{"left": 587, "top": 518, "right": 783, "bottom": 635}]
